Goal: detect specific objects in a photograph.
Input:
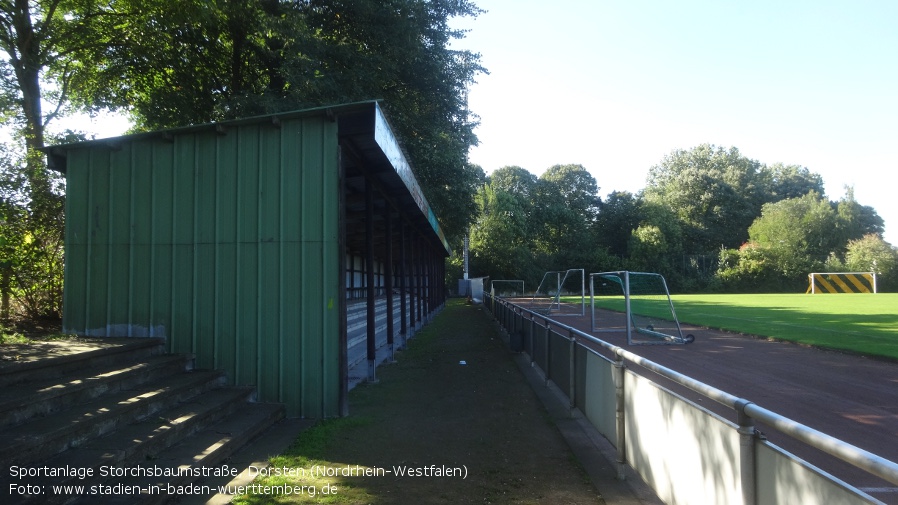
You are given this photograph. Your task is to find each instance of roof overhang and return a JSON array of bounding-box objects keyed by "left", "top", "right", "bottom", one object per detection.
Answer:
[{"left": 43, "top": 101, "right": 451, "bottom": 256}]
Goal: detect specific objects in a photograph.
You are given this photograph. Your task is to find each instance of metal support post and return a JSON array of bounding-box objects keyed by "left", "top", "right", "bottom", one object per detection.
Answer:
[
  {"left": 735, "top": 399, "right": 758, "bottom": 505},
  {"left": 568, "top": 329, "right": 576, "bottom": 411},
  {"left": 613, "top": 354, "right": 627, "bottom": 480},
  {"left": 399, "top": 221, "right": 407, "bottom": 348},
  {"left": 364, "top": 180, "right": 378, "bottom": 383},
  {"left": 624, "top": 271, "right": 632, "bottom": 345},
  {"left": 544, "top": 320, "right": 551, "bottom": 386},
  {"left": 383, "top": 206, "right": 395, "bottom": 362},
  {"left": 529, "top": 314, "right": 536, "bottom": 363}
]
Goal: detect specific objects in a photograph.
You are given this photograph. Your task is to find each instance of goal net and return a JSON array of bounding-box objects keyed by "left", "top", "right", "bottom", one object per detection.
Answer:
[
  {"left": 807, "top": 272, "right": 877, "bottom": 294},
  {"left": 530, "top": 269, "right": 585, "bottom": 316},
  {"left": 589, "top": 271, "right": 694, "bottom": 345}
]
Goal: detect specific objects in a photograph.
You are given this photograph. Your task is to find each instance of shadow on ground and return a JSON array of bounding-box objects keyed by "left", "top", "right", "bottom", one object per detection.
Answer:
[{"left": 235, "top": 299, "right": 604, "bottom": 504}]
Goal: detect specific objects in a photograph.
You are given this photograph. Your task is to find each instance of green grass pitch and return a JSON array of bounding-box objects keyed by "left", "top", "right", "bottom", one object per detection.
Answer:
[{"left": 584, "top": 293, "right": 898, "bottom": 360}]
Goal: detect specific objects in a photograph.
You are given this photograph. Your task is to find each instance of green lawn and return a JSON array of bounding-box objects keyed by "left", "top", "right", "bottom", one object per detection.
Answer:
[{"left": 582, "top": 293, "right": 898, "bottom": 360}]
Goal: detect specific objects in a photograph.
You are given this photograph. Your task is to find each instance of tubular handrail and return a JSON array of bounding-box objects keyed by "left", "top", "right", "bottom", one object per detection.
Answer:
[{"left": 486, "top": 293, "right": 898, "bottom": 487}]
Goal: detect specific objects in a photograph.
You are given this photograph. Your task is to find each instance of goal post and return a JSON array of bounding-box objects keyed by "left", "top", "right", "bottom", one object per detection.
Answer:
[
  {"left": 807, "top": 272, "right": 877, "bottom": 294},
  {"left": 589, "top": 271, "right": 694, "bottom": 345},
  {"left": 530, "top": 269, "right": 585, "bottom": 316}
]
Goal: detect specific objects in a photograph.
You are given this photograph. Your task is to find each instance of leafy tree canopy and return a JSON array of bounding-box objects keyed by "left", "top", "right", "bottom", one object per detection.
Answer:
[
  {"left": 595, "top": 190, "right": 640, "bottom": 258},
  {"left": 643, "top": 144, "right": 766, "bottom": 252},
  {"left": 68, "top": 0, "right": 486, "bottom": 240},
  {"left": 845, "top": 234, "right": 898, "bottom": 281},
  {"left": 762, "top": 162, "right": 825, "bottom": 201},
  {"left": 741, "top": 191, "right": 839, "bottom": 282}
]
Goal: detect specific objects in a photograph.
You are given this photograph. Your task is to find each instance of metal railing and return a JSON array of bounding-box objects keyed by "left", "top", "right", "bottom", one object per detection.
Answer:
[{"left": 484, "top": 293, "right": 898, "bottom": 505}]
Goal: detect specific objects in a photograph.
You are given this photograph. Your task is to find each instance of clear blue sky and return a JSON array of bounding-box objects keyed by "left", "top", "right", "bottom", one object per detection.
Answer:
[{"left": 450, "top": 0, "right": 898, "bottom": 244}]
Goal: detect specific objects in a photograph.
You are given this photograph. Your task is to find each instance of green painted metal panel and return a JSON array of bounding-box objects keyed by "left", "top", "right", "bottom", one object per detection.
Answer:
[
  {"left": 193, "top": 132, "right": 217, "bottom": 370},
  {"left": 107, "top": 145, "right": 132, "bottom": 332},
  {"left": 151, "top": 141, "right": 175, "bottom": 339},
  {"left": 87, "top": 148, "right": 110, "bottom": 334},
  {"left": 129, "top": 141, "right": 153, "bottom": 334},
  {"left": 62, "top": 149, "right": 90, "bottom": 332},
  {"left": 171, "top": 135, "right": 195, "bottom": 355},
  {"left": 215, "top": 133, "right": 238, "bottom": 379},
  {"left": 235, "top": 125, "right": 260, "bottom": 387},
  {"left": 60, "top": 112, "right": 342, "bottom": 418}
]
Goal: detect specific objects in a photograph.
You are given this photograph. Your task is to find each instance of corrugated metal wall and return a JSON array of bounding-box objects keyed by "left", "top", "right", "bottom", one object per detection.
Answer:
[{"left": 62, "top": 116, "right": 341, "bottom": 418}]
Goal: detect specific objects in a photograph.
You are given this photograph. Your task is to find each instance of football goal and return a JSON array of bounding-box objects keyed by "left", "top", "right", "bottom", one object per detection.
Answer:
[
  {"left": 807, "top": 272, "right": 877, "bottom": 294},
  {"left": 589, "top": 271, "right": 694, "bottom": 345},
  {"left": 530, "top": 269, "right": 585, "bottom": 316}
]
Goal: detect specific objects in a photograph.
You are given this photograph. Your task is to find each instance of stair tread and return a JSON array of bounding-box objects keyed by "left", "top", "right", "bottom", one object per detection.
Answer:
[
  {"left": 36, "top": 387, "right": 258, "bottom": 472},
  {"left": 85, "top": 404, "right": 286, "bottom": 505},
  {"left": 0, "top": 354, "right": 190, "bottom": 410},
  {"left": 0, "top": 338, "right": 164, "bottom": 376},
  {"left": 0, "top": 370, "right": 225, "bottom": 454},
  {"left": 0, "top": 340, "right": 279, "bottom": 505}
]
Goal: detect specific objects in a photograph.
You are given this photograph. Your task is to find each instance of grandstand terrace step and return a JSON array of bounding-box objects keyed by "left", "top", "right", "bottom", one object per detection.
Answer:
[
  {"left": 8, "top": 388, "right": 270, "bottom": 504},
  {"left": 0, "top": 369, "right": 228, "bottom": 469},
  {"left": 0, "top": 353, "right": 193, "bottom": 428},
  {"left": 0, "top": 339, "right": 288, "bottom": 505},
  {"left": 82, "top": 403, "right": 286, "bottom": 505},
  {"left": 0, "top": 337, "right": 166, "bottom": 388}
]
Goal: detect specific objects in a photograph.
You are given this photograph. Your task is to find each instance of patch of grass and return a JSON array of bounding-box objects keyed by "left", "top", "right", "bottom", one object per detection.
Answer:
[
  {"left": 232, "top": 417, "right": 376, "bottom": 505},
  {"left": 0, "top": 326, "right": 28, "bottom": 345},
  {"left": 234, "top": 299, "right": 602, "bottom": 504},
  {"left": 580, "top": 293, "right": 898, "bottom": 360}
]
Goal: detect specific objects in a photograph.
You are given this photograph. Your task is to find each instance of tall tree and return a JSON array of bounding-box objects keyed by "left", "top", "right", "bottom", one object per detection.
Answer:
[
  {"left": 747, "top": 191, "right": 839, "bottom": 278},
  {"left": 532, "top": 164, "right": 600, "bottom": 268},
  {"left": 626, "top": 200, "right": 683, "bottom": 279},
  {"left": 595, "top": 190, "right": 641, "bottom": 258},
  {"left": 469, "top": 182, "right": 534, "bottom": 282},
  {"left": 488, "top": 165, "right": 537, "bottom": 225},
  {"left": 0, "top": 0, "right": 106, "bottom": 318},
  {"left": 844, "top": 234, "right": 898, "bottom": 290},
  {"left": 0, "top": 0, "right": 105, "bottom": 212},
  {"left": 760, "top": 162, "right": 825, "bottom": 202},
  {"left": 644, "top": 144, "right": 766, "bottom": 252},
  {"left": 75, "top": 0, "right": 486, "bottom": 240},
  {"left": 834, "top": 186, "right": 884, "bottom": 249}
]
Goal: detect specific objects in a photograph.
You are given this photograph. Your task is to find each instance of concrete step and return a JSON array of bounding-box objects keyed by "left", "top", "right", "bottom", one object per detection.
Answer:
[
  {"left": 92, "top": 403, "right": 287, "bottom": 505},
  {"left": 0, "top": 338, "right": 166, "bottom": 388},
  {"left": 178, "top": 417, "right": 316, "bottom": 505},
  {"left": 0, "top": 353, "right": 193, "bottom": 428},
  {"left": 0, "top": 369, "right": 227, "bottom": 469},
  {"left": 0, "top": 338, "right": 290, "bottom": 505},
  {"left": 2, "top": 387, "right": 262, "bottom": 504}
]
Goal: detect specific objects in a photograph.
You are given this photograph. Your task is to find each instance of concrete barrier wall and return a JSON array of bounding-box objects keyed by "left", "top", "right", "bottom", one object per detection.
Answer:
[
  {"left": 756, "top": 442, "right": 878, "bottom": 505},
  {"left": 624, "top": 369, "right": 742, "bottom": 504},
  {"left": 577, "top": 349, "right": 617, "bottom": 439}
]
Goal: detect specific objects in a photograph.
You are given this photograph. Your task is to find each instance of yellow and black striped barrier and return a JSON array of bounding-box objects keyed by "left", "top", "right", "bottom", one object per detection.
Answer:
[{"left": 807, "top": 272, "right": 877, "bottom": 294}]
